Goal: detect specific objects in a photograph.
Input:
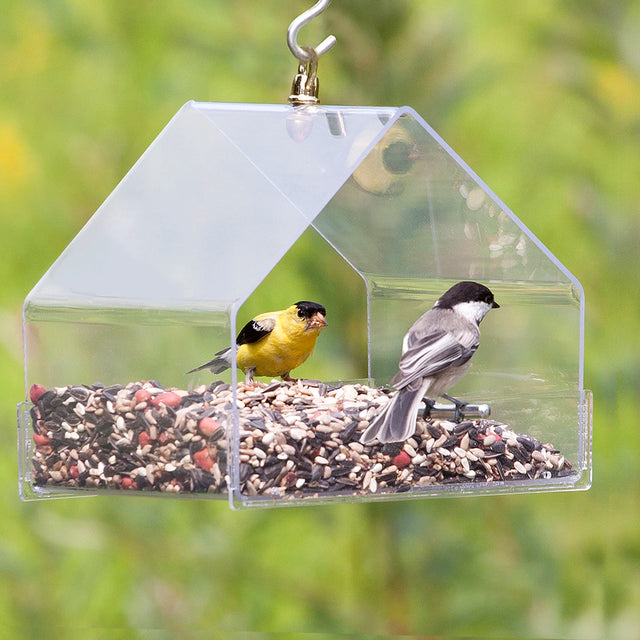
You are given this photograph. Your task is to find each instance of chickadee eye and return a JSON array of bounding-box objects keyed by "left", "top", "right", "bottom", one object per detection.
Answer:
[{"left": 298, "top": 309, "right": 304, "bottom": 318}]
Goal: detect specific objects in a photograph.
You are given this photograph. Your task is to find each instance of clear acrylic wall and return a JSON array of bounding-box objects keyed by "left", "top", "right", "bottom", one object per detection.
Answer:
[
  {"left": 315, "top": 112, "right": 590, "bottom": 472},
  {"left": 20, "top": 102, "right": 591, "bottom": 507}
]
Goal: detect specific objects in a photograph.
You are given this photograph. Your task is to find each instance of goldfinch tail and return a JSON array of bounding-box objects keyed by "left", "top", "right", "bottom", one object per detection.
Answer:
[
  {"left": 186, "top": 348, "right": 232, "bottom": 375},
  {"left": 360, "top": 381, "right": 429, "bottom": 444}
]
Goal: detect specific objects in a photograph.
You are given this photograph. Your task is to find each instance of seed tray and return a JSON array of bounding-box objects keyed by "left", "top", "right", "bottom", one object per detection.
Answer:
[{"left": 20, "top": 379, "right": 579, "bottom": 506}]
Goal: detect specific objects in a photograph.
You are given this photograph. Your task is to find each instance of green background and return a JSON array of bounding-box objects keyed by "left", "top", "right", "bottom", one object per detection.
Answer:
[{"left": 1, "top": 1, "right": 639, "bottom": 638}]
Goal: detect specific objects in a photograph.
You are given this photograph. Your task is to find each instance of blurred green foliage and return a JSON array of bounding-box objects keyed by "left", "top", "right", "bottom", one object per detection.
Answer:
[{"left": 1, "top": 0, "right": 639, "bottom": 638}]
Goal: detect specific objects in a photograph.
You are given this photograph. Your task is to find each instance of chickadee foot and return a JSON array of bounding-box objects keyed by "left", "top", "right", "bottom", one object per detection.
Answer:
[
  {"left": 422, "top": 397, "right": 436, "bottom": 418},
  {"left": 442, "top": 394, "right": 468, "bottom": 422}
]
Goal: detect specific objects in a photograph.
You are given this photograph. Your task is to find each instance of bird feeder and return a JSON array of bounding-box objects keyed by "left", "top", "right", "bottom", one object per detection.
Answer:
[{"left": 18, "top": 4, "right": 592, "bottom": 508}]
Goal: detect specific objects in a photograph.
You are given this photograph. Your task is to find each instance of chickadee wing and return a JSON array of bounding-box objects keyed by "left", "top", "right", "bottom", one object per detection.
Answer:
[
  {"left": 236, "top": 315, "right": 277, "bottom": 345},
  {"left": 392, "top": 330, "right": 478, "bottom": 389}
]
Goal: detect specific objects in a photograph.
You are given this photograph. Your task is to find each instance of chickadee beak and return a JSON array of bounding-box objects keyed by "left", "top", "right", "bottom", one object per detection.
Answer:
[
  {"left": 307, "top": 313, "right": 328, "bottom": 329},
  {"left": 492, "top": 301, "right": 500, "bottom": 309}
]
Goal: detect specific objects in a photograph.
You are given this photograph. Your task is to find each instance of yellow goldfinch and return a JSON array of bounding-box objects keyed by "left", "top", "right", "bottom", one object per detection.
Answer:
[{"left": 188, "top": 301, "right": 328, "bottom": 382}]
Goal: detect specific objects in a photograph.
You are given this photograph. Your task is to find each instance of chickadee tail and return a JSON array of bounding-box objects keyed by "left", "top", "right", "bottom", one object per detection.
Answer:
[
  {"left": 186, "top": 349, "right": 232, "bottom": 375},
  {"left": 360, "top": 382, "right": 428, "bottom": 444}
]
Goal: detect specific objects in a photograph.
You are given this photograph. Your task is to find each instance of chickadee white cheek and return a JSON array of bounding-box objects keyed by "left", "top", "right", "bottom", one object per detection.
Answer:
[{"left": 452, "top": 301, "right": 493, "bottom": 325}]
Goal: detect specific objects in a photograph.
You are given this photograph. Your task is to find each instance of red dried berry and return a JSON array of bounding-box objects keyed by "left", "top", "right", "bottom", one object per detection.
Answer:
[
  {"left": 193, "top": 448, "right": 214, "bottom": 472},
  {"left": 283, "top": 472, "right": 297, "bottom": 488},
  {"left": 121, "top": 477, "right": 133, "bottom": 489},
  {"left": 134, "top": 388, "right": 151, "bottom": 403},
  {"left": 392, "top": 450, "right": 411, "bottom": 468},
  {"left": 33, "top": 433, "right": 50, "bottom": 446},
  {"left": 138, "top": 431, "right": 151, "bottom": 447},
  {"left": 150, "top": 392, "right": 181, "bottom": 408},
  {"left": 29, "top": 384, "right": 46, "bottom": 404},
  {"left": 198, "top": 417, "right": 221, "bottom": 437},
  {"left": 69, "top": 465, "right": 80, "bottom": 479}
]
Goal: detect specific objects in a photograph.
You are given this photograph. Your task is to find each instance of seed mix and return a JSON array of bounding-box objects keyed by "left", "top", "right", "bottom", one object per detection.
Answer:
[{"left": 29, "top": 380, "right": 574, "bottom": 499}]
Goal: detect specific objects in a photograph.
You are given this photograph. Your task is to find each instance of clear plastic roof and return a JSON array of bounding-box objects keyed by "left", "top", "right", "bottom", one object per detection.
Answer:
[
  {"left": 26, "top": 101, "right": 581, "bottom": 318},
  {"left": 26, "top": 102, "right": 399, "bottom": 313}
]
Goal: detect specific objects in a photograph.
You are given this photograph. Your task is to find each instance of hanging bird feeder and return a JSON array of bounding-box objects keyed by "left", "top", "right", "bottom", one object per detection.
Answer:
[{"left": 18, "top": 0, "right": 592, "bottom": 508}]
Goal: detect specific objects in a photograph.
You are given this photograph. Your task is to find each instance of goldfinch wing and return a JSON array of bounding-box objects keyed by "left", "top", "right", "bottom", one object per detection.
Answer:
[
  {"left": 391, "top": 330, "right": 478, "bottom": 389},
  {"left": 236, "top": 314, "right": 277, "bottom": 345}
]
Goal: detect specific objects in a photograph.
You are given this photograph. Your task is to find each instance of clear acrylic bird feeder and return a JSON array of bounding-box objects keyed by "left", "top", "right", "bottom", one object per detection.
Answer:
[{"left": 18, "top": 3, "right": 592, "bottom": 508}]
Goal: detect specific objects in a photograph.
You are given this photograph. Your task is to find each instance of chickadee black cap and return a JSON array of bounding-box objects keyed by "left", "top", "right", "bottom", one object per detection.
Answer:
[{"left": 435, "top": 281, "right": 499, "bottom": 310}]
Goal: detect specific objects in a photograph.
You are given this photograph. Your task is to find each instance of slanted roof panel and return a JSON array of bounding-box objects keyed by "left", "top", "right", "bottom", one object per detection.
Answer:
[
  {"left": 27, "top": 103, "right": 311, "bottom": 311},
  {"left": 196, "top": 102, "right": 396, "bottom": 219},
  {"left": 26, "top": 102, "right": 398, "bottom": 313},
  {"left": 314, "top": 108, "right": 581, "bottom": 288}
]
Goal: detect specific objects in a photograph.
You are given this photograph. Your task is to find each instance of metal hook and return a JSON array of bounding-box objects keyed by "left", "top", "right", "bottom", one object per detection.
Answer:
[{"left": 287, "top": 0, "right": 337, "bottom": 62}]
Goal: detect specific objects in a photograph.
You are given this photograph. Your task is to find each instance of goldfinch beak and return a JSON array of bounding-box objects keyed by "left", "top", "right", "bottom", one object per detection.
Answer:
[{"left": 307, "top": 313, "right": 328, "bottom": 330}]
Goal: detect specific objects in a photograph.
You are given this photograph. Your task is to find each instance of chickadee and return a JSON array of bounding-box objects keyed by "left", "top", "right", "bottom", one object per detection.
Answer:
[
  {"left": 360, "top": 281, "right": 499, "bottom": 444},
  {"left": 188, "top": 301, "right": 327, "bottom": 383}
]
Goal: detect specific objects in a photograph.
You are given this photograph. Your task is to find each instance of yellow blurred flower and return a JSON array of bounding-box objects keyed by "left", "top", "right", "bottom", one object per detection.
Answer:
[
  {"left": 0, "top": 122, "right": 33, "bottom": 191},
  {"left": 594, "top": 62, "right": 640, "bottom": 124}
]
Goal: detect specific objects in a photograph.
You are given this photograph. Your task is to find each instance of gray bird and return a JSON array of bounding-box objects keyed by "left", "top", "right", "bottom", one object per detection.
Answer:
[{"left": 360, "top": 281, "right": 499, "bottom": 444}]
